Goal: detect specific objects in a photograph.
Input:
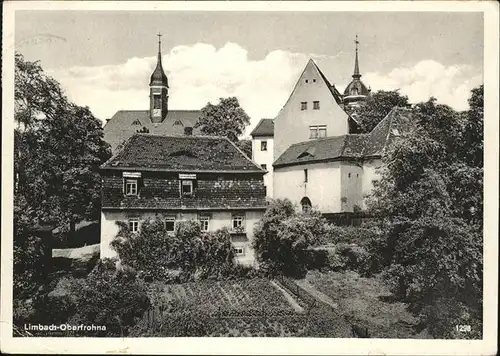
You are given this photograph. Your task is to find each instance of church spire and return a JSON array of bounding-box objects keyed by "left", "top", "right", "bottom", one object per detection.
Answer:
[
  {"left": 149, "top": 32, "right": 169, "bottom": 87},
  {"left": 353, "top": 34, "right": 361, "bottom": 79}
]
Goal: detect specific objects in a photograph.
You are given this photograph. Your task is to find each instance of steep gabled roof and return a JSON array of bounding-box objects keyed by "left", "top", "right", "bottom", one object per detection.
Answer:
[
  {"left": 274, "top": 106, "right": 413, "bottom": 167},
  {"left": 250, "top": 118, "right": 274, "bottom": 137},
  {"left": 310, "top": 60, "right": 344, "bottom": 105},
  {"left": 101, "top": 134, "right": 264, "bottom": 173}
]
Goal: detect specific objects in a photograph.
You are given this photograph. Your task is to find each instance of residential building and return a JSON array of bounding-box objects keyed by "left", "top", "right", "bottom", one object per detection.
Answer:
[
  {"left": 273, "top": 107, "right": 412, "bottom": 215},
  {"left": 103, "top": 36, "right": 202, "bottom": 153},
  {"left": 250, "top": 118, "right": 275, "bottom": 197},
  {"left": 99, "top": 133, "right": 267, "bottom": 265},
  {"left": 273, "top": 59, "right": 359, "bottom": 161}
]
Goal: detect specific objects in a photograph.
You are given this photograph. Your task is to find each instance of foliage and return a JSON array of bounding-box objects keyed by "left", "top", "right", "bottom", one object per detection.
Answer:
[
  {"left": 347, "top": 90, "right": 409, "bottom": 133},
  {"left": 252, "top": 199, "right": 330, "bottom": 277},
  {"left": 69, "top": 259, "right": 151, "bottom": 336},
  {"left": 236, "top": 138, "right": 252, "bottom": 158},
  {"left": 111, "top": 219, "right": 237, "bottom": 281},
  {"left": 194, "top": 97, "right": 251, "bottom": 143},
  {"left": 366, "top": 86, "right": 484, "bottom": 338},
  {"left": 14, "top": 52, "right": 111, "bottom": 230}
]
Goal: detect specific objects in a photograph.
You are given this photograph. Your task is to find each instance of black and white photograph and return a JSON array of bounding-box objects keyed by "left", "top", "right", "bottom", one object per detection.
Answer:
[{"left": 1, "top": 1, "right": 498, "bottom": 355}]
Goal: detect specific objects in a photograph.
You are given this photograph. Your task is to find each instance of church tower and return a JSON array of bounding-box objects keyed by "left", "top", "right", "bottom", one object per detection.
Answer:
[
  {"left": 343, "top": 35, "right": 371, "bottom": 108},
  {"left": 149, "top": 33, "right": 169, "bottom": 124}
]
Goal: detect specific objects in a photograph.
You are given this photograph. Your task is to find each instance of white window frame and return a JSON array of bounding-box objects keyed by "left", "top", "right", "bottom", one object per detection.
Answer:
[
  {"left": 260, "top": 140, "right": 267, "bottom": 151},
  {"left": 165, "top": 216, "right": 176, "bottom": 233},
  {"left": 313, "top": 101, "right": 320, "bottom": 110},
  {"left": 199, "top": 215, "right": 210, "bottom": 232},
  {"left": 232, "top": 214, "right": 245, "bottom": 231},
  {"left": 309, "top": 125, "right": 326, "bottom": 139},
  {"left": 128, "top": 218, "right": 140, "bottom": 233},
  {"left": 181, "top": 180, "right": 194, "bottom": 196},
  {"left": 125, "top": 179, "right": 138, "bottom": 196}
]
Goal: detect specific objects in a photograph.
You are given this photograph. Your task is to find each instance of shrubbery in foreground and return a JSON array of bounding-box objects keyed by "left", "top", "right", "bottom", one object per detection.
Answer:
[{"left": 111, "top": 219, "right": 240, "bottom": 281}]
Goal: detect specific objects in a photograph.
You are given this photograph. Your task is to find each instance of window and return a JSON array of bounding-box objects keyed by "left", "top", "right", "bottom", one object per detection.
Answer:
[
  {"left": 304, "top": 169, "right": 308, "bottom": 183},
  {"left": 300, "top": 197, "right": 312, "bottom": 213},
  {"left": 173, "top": 120, "right": 183, "bottom": 126},
  {"left": 128, "top": 218, "right": 139, "bottom": 233},
  {"left": 165, "top": 217, "right": 176, "bottom": 232},
  {"left": 261, "top": 164, "right": 267, "bottom": 171},
  {"left": 125, "top": 179, "right": 138, "bottom": 195},
  {"left": 305, "top": 79, "right": 309, "bottom": 83},
  {"left": 348, "top": 173, "right": 351, "bottom": 178},
  {"left": 232, "top": 214, "right": 245, "bottom": 230},
  {"left": 301, "top": 101, "right": 307, "bottom": 110},
  {"left": 313, "top": 101, "right": 320, "bottom": 110},
  {"left": 310, "top": 125, "right": 326, "bottom": 139},
  {"left": 318, "top": 125, "right": 327, "bottom": 138},
  {"left": 261, "top": 140, "right": 267, "bottom": 151},
  {"left": 356, "top": 173, "right": 359, "bottom": 178},
  {"left": 131, "top": 119, "right": 142, "bottom": 126},
  {"left": 234, "top": 247, "right": 245, "bottom": 256},
  {"left": 181, "top": 180, "right": 193, "bottom": 196},
  {"left": 199, "top": 216, "right": 210, "bottom": 232},
  {"left": 309, "top": 126, "right": 318, "bottom": 139},
  {"left": 153, "top": 95, "right": 161, "bottom": 109},
  {"left": 313, "top": 79, "right": 316, "bottom": 83}
]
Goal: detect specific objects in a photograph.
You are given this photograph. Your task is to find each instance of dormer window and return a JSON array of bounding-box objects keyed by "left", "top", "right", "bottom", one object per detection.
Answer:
[
  {"left": 174, "top": 120, "right": 183, "bottom": 126},
  {"left": 181, "top": 180, "right": 193, "bottom": 196},
  {"left": 125, "top": 179, "right": 138, "bottom": 195},
  {"left": 123, "top": 172, "right": 142, "bottom": 196}
]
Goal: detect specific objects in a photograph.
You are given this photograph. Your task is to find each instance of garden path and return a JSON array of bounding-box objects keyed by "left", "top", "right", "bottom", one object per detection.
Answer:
[
  {"left": 294, "top": 279, "right": 338, "bottom": 310},
  {"left": 269, "top": 280, "right": 304, "bottom": 313}
]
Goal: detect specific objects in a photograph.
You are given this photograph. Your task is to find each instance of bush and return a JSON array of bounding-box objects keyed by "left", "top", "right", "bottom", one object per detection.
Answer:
[
  {"left": 111, "top": 219, "right": 237, "bottom": 281},
  {"left": 69, "top": 258, "right": 151, "bottom": 336},
  {"left": 252, "top": 199, "right": 331, "bottom": 278}
]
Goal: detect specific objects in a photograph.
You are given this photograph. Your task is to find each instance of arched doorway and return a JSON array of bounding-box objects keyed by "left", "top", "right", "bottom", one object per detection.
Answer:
[{"left": 300, "top": 197, "right": 312, "bottom": 213}]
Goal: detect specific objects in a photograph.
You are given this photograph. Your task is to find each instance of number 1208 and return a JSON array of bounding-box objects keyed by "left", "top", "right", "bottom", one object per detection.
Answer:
[{"left": 456, "top": 325, "right": 472, "bottom": 332}]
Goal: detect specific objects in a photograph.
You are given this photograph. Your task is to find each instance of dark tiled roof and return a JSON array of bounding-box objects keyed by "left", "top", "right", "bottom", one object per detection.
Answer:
[
  {"left": 101, "top": 134, "right": 264, "bottom": 173},
  {"left": 250, "top": 119, "right": 274, "bottom": 137},
  {"left": 103, "top": 110, "right": 202, "bottom": 152},
  {"left": 274, "top": 107, "right": 413, "bottom": 167},
  {"left": 102, "top": 176, "right": 267, "bottom": 210},
  {"left": 273, "top": 135, "right": 368, "bottom": 167}
]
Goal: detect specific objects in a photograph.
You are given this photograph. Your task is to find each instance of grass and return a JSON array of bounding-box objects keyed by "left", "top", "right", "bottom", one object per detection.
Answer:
[{"left": 305, "top": 270, "right": 426, "bottom": 338}]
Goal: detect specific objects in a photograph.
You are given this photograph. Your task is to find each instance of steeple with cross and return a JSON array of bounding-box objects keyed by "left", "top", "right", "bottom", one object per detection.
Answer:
[
  {"left": 343, "top": 34, "right": 370, "bottom": 108},
  {"left": 149, "top": 33, "right": 169, "bottom": 123}
]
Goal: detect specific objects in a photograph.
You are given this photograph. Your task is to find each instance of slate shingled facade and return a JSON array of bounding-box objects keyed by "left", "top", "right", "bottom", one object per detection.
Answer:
[{"left": 100, "top": 134, "right": 267, "bottom": 265}]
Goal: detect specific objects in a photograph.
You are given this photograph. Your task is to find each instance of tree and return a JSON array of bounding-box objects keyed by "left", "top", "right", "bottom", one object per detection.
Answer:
[
  {"left": 348, "top": 90, "right": 409, "bottom": 133},
  {"left": 252, "top": 199, "right": 330, "bottom": 277},
  {"left": 14, "top": 53, "right": 111, "bottom": 231},
  {"left": 195, "top": 97, "right": 251, "bottom": 143},
  {"left": 366, "top": 86, "right": 484, "bottom": 338},
  {"left": 236, "top": 139, "right": 252, "bottom": 158}
]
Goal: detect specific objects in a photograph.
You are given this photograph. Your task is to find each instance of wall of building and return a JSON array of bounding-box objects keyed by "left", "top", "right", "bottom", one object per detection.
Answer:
[
  {"left": 274, "top": 61, "right": 349, "bottom": 160},
  {"left": 273, "top": 162, "right": 342, "bottom": 213},
  {"left": 361, "top": 158, "right": 382, "bottom": 209},
  {"left": 340, "top": 162, "right": 364, "bottom": 212},
  {"left": 100, "top": 210, "right": 262, "bottom": 266},
  {"left": 251, "top": 135, "right": 274, "bottom": 198}
]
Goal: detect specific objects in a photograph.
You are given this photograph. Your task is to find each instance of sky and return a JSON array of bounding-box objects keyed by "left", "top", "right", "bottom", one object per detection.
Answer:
[{"left": 15, "top": 10, "right": 484, "bottom": 134}]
